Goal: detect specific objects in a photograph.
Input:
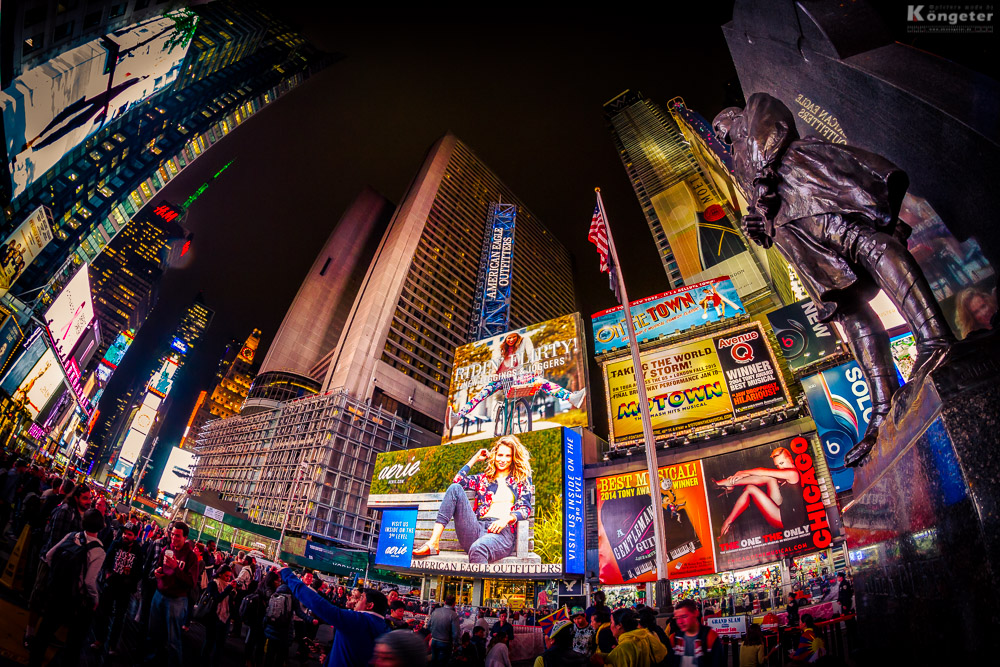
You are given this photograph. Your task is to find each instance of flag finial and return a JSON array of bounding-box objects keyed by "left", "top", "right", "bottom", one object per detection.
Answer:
[{"left": 595, "top": 187, "right": 601, "bottom": 193}]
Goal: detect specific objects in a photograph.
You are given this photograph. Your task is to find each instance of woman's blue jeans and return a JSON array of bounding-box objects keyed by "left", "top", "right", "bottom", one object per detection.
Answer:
[{"left": 437, "top": 483, "right": 516, "bottom": 563}]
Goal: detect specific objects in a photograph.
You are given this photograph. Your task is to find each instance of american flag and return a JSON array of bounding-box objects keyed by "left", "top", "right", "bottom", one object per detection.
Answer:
[{"left": 588, "top": 200, "right": 621, "bottom": 303}]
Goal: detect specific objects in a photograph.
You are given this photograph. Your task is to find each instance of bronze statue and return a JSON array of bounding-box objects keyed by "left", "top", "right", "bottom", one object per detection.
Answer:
[{"left": 713, "top": 93, "right": 955, "bottom": 466}]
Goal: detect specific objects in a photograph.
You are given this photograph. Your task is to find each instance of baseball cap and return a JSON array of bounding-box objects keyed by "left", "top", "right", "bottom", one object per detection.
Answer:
[
  {"left": 549, "top": 619, "right": 574, "bottom": 640},
  {"left": 571, "top": 606, "right": 586, "bottom": 618}
]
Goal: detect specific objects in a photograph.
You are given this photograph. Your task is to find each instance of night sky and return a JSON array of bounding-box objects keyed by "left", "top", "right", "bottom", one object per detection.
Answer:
[{"left": 94, "top": 3, "right": 998, "bottom": 457}]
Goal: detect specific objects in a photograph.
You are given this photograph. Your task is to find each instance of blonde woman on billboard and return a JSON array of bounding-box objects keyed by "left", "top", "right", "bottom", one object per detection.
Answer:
[
  {"left": 713, "top": 446, "right": 805, "bottom": 537},
  {"left": 445, "top": 331, "right": 586, "bottom": 430},
  {"left": 412, "top": 436, "right": 533, "bottom": 563}
]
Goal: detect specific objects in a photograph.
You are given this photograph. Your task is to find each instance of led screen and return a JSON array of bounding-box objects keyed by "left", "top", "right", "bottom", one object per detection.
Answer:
[
  {"left": 1, "top": 11, "right": 197, "bottom": 198},
  {"left": 12, "top": 348, "right": 64, "bottom": 418},
  {"left": 44, "top": 267, "right": 94, "bottom": 363}
]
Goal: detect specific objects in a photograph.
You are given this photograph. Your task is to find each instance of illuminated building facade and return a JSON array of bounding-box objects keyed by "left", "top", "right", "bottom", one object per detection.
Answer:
[
  {"left": 2, "top": 0, "right": 336, "bottom": 305},
  {"left": 180, "top": 329, "right": 260, "bottom": 449},
  {"left": 605, "top": 91, "right": 775, "bottom": 312},
  {"left": 90, "top": 200, "right": 186, "bottom": 364},
  {"left": 193, "top": 135, "right": 576, "bottom": 552}
]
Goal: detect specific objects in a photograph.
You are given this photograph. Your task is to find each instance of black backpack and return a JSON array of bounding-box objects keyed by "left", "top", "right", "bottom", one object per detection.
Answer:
[
  {"left": 48, "top": 532, "right": 102, "bottom": 603},
  {"left": 193, "top": 586, "right": 218, "bottom": 623},
  {"left": 240, "top": 591, "right": 263, "bottom": 621}
]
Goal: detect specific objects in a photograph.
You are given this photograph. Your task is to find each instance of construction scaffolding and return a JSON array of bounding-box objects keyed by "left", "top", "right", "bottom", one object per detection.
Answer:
[{"left": 192, "top": 389, "right": 413, "bottom": 550}]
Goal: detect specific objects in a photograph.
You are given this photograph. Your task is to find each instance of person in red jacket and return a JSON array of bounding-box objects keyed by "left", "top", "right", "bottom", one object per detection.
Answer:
[{"left": 144, "top": 521, "right": 199, "bottom": 667}]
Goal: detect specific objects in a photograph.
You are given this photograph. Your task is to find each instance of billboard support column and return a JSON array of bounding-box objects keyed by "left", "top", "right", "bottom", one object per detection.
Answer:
[{"left": 595, "top": 189, "right": 672, "bottom": 613}]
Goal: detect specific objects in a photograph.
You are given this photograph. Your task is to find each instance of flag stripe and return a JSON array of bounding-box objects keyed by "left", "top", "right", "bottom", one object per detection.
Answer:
[{"left": 588, "top": 205, "right": 610, "bottom": 273}]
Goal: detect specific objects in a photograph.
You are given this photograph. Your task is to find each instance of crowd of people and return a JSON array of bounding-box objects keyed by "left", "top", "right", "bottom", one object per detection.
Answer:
[{"left": 2, "top": 455, "right": 837, "bottom": 667}]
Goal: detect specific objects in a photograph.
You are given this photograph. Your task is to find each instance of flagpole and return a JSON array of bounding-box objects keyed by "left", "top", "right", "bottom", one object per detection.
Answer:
[{"left": 595, "top": 188, "right": 672, "bottom": 613}]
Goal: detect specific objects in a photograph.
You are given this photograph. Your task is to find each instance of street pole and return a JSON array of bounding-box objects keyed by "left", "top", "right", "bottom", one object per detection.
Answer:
[
  {"left": 277, "top": 452, "right": 309, "bottom": 558},
  {"left": 595, "top": 189, "right": 673, "bottom": 613}
]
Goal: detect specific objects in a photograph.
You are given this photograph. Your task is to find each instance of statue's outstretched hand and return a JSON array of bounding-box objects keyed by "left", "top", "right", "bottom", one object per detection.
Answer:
[{"left": 742, "top": 213, "right": 773, "bottom": 249}]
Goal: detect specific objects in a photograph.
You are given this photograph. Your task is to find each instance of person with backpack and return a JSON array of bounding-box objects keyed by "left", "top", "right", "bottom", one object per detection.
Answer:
[
  {"left": 198, "top": 564, "right": 238, "bottom": 660},
  {"left": 28, "top": 508, "right": 106, "bottom": 667},
  {"left": 91, "top": 520, "right": 145, "bottom": 656},
  {"left": 262, "top": 571, "right": 301, "bottom": 667},
  {"left": 24, "top": 482, "right": 91, "bottom": 648},
  {"left": 664, "top": 600, "right": 724, "bottom": 667}
]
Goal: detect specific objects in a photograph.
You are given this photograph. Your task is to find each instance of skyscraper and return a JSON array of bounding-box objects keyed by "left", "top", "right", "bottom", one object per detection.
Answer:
[
  {"left": 324, "top": 133, "right": 576, "bottom": 431},
  {"left": 244, "top": 188, "right": 395, "bottom": 412},
  {"left": 90, "top": 200, "right": 186, "bottom": 364},
  {"left": 180, "top": 328, "right": 260, "bottom": 449},
  {"left": 191, "top": 134, "right": 577, "bottom": 551},
  {"left": 604, "top": 91, "right": 774, "bottom": 309}
]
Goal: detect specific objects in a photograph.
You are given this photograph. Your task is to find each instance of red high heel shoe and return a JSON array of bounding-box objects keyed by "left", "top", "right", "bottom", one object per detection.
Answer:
[{"left": 412, "top": 543, "right": 440, "bottom": 557}]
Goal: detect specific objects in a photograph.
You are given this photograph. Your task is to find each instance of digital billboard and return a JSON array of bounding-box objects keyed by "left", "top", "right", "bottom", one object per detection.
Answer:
[
  {"left": 800, "top": 361, "right": 875, "bottom": 493},
  {"left": 596, "top": 461, "right": 716, "bottom": 584},
  {"left": 0, "top": 206, "right": 54, "bottom": 296},
  {"left": 44, "top": 266, "right": 94, "bottom": 363},
  {"left": 11, "top": 348, "right": 65, "bottom": 418},
  {"left": 604, "top": 323, "right": 787, "bottom": 447},
  {"left": 101, "top": 330, "right": 135, "bottom": 369},
  {"left": 131, "top": 392, "right": 162, "bottom": 436},
  {"left": 148, "top": 355, "right": 179, "bottom": 398},
  {"left": 113, "top": 428, "right": 149, "bottom": 478},
  {"left": 0, "top": 314, "right": 24, "bottom": 378},
  {"left": 157, "top": 446, "right": 197, "bottom": 497},
  {"left": 0, "top": 332, "right": 47, "bottom": 394},
  {"left": 591, "top": 277, "right": 744, "bottom": 355},
  {"left": 368, "top": 428, "right": 584, "bottom": 577},
  {"left": 68, "top": 319, "right": 101, "bottom": 370},
  {"left": 765, "top": 299, "right": 843, "bottom": 371},
  {"left": 444, "top": 314, "right": 588, "bottom": 443},
  {"left": 704, "top": 436, "right": 842, "bottom": 572},
  {"left": 1, "top": 11, "right": 197, "bottom": 198}
]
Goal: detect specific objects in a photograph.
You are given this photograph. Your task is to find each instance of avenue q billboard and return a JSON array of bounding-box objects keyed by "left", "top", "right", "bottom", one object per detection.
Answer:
[
  {"left": 597, "top": 435, "right": 842, "bottom": 583},
  {"left": 603, "top": 322, "right": 787, "bottom": 448},
  {"left": 368, "top": 428, "right": 585, "bottom": 578},
  {"left": 444, "top": 314, "right": 589, "bottom": 443},
  {"left": 591, "top": 277, "right": 744, "bottom": 355}
]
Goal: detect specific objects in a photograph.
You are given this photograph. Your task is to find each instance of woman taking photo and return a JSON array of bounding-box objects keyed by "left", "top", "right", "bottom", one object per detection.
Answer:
[{"left": 413, "top": 436, "right": 533, "bottom": 564}]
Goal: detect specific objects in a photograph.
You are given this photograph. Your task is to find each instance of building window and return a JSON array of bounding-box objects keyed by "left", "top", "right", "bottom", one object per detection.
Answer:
[
  {"left": 24, "top": 7, "right": 47, "bottom": 26},
  {"left": 83, "top": 11, "right": 102, "bottom": 28},
  {"left": 109, "top": 4, "right": 127, "bottom": 19},
  {"left": 23, "top": 34, "right": 44, "bottom": 55},
  {"left": 54, "top": 21, "right": 74, "bottom": 41}
]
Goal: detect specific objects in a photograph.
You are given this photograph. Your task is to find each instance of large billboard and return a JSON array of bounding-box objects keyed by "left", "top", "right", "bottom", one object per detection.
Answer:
[
  {"left": 591, "top": 277, "right": 744, "bottom": 355},
  {"left": 0, "top": 332, "right": 47, "bottom": 394},
  {"left": 604, "top": 323, "right": 787, "bottom": 447},
  {"left": 44, "top": 266, "right": 94, "bottom": 363},
  {"left": 157, "top": 446, "right": 197, "bottom": 497},
  {"left": 765, "top": 299, "right": 843, "bottom": 371},
  {"left": 368, "top": 428, "right": 584, "bottom": 577},
  {"left": 130, "top": 392, "right": 162, "bottom": 436},
  {"left": 596, "top": 461, "right": 716, "bottom": 584},
  {"left": 0, "top": 314, "right": 25, "bottom": 378},
  {"left": 596, "top": 435, "right": 843, "bottom": 581},
  {"left": 1, "top": 11, "right": 196, "bottom": 198},
  {"left": 704, "top": 436, "right": 842, "bottom": 572},
  {"left": 112, "top": 428, "right": 149, "bottom": 478},
  {"left": 11, "top": 348, "right": 65, "bottom": 418},
  {"left": 101, "top": 330, "right": 135, "bottom": 369},
  {"left": 445, "top": 314, "right": 588, "bottom": 443},
  {"left": 148, "top": 355, "right": 179, "bottom": 398},
  {"left": 0, "top": 207, "right": 54, "bottom": 296},
  {"left": 800, "top": 361, "right": 874, "bottom": 493}
]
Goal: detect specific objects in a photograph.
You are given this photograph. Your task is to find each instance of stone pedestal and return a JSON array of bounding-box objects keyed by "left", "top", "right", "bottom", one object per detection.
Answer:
[{"left": 842, "top": 332, "right": 1000, "bottom": 662}]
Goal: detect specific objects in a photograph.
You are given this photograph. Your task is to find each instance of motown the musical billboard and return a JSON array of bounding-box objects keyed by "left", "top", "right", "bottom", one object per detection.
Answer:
[{"left": 604, "top": 323, "right": 787, "bottom": 447}]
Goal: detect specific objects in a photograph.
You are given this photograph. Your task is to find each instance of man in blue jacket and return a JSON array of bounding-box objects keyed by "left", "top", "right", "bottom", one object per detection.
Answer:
[{"left": 279, "top": 567, "right": 389, "bottom": 666}]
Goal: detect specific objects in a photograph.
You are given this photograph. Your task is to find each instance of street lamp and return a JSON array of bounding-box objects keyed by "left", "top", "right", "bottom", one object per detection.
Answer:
[{"left": 277, "top": 456, "right": 311, "bottom": 559}]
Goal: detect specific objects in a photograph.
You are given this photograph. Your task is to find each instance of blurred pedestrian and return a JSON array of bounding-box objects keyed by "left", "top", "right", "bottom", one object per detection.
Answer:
[
  {"left": 485, "top": 633, "right": 511, "bottom": 667},
  {"left": 145, "top": 521, "right": 199, "bottom": 667},
  {"left": 199, "top": 564, "right": 237, "bottom": 660},
  {"left": 428, "top": 594, "right": 461, "bottom": 666},
  {"left": 372, "top": 629, "right": 430, "bottom": 667},
  {"left": 91, "top": 520, "right": 145, "bottom": 656},
  {"left": 534, "top": 619, "right": 587, "bottom": 667}
]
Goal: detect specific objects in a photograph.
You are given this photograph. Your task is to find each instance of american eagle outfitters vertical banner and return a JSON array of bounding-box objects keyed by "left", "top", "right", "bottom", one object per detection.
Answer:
[
  {"left": 703, "top": 436, "right": 842, "bottom": 572},
  {"left": 595, "top": 461, "right": 716, "bottom": 584}
]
